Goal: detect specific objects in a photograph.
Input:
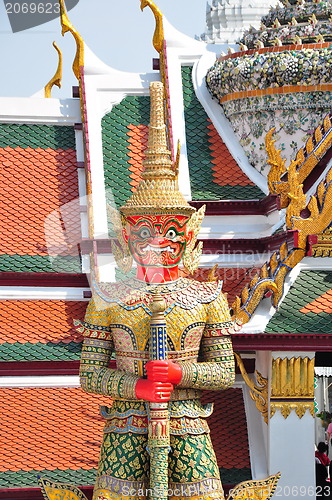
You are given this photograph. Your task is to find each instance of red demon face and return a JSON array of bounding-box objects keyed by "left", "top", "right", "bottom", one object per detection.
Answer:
[{"left": 124, "top": 214, "right": 191, "bottom": 269}]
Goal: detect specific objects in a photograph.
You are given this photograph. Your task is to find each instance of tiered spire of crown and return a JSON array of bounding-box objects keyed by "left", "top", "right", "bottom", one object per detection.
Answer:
[{"left": 120, "top": 81, "right": 195, "bottom": 216}]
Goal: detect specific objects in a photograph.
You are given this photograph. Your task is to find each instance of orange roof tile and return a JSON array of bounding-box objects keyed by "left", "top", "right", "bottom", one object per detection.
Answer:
[
  {"left": 0, "top": 300, "right": 87, "bottom": 344},
  {"left": 203, "top": 388, "right": 250, "bottom": 469},
  {"left": 207, "top": 121, "right": 255, "bottom": 187},
  {"left": 0, "top": 387, "right": 110, "bottom": 471},
  {"left": 300, "top": 288, "right": 332, "bottom": 314},
  {"left": 127, "top": 125, "right": 148, "bottom": 191},
  {"left": 1, "top": 387, "right": 249, "bottom": 473},
  {"left": 0, "top": 147, "right": 79, "bottom": 256}
]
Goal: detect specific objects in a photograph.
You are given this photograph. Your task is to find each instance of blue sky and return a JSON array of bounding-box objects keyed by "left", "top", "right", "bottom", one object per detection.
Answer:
[{"left": 0, "top": 0, "right": 208, "bottom": 97}]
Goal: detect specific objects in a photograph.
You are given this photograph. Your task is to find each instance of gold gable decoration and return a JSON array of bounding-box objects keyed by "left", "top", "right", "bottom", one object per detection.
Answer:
[
  {"left": 309, "top": 227, "right": 332, "bottom": 257},
  {"left": 44, "top": 41, "right": 62, "bottom": 98},
  {"left": 266, "top": 114, "right": 332, "bottom": 209},
  {"left": 232, "top": 114, "right": 332, "bottom": 324},
  {"left": 140, "top": 0, "right": 164, "bottom": 54},
  {"left": 59, "top": 0, "right": 84, "bottom": 81}
]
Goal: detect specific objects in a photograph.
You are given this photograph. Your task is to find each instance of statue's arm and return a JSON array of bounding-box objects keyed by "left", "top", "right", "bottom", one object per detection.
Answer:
[
  {"left": 78, "top": 298, "right": 139, "bottom": 400},
  {"left": 177, "top": 291, "right": 236, "bottom": 391}
]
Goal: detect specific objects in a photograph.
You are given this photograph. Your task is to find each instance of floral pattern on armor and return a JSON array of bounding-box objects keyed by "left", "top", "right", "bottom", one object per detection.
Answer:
[
  {"left": 74, "top": 319, "right": 112, "bottom": 340},
  {"left": 93, "top": 433, "right": 224, "bottom": 500}
]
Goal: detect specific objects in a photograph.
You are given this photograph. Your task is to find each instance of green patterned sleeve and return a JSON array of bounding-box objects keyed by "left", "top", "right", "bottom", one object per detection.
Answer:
[
  {"left": 78, "top": 296, "right": 139, "bottom": 400},
  {"left": 177, "top": 291, "right": 236, "bottom": 391}
]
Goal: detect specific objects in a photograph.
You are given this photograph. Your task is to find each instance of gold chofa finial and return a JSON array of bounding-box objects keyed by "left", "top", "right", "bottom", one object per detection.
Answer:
[
  {"left": 120, "top": 81, "right": 194, "bottom": 217},
  {"left": 44, "top": 41, "right": 62, "bottom": 98},
  {"left": 58, "top": 0, "right": 84, "bottom": 80},
  {"left": 140, "top": 0, "right": 164, "bottom": 53}
]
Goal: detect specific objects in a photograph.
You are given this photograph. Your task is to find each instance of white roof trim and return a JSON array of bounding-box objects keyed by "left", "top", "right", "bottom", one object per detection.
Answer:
[
  {"left": 0, "top": 97, "right": 81, "bottom": 125},
  {"left": 315, "top": 367, "right": 332, "bottom": 377},
  {"left": 0, "top": 376, "right": 80, "bottom": 388},
  {"left": 0, "top": 287, "right": 89, "bottom": 300},
  {"left": 192, "top": 51, "right": 268, "bottom": 194}
]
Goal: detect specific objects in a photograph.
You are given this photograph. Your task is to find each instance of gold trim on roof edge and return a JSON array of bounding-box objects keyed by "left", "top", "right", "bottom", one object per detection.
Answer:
[
  {"left": 266, "top": 114, "right": 332, "bottom": 208},
  {"left": 232, "top": 116, "right": 332, "bottom": 325},
  {"left": 286, "top": 163, "right": 332, "bottom": 248},
  {"left": 59, "top": 0, "right": 84, "bottom": 81},
  {"left": 44, "top": 41, "right": 62, "bottom": 98}
]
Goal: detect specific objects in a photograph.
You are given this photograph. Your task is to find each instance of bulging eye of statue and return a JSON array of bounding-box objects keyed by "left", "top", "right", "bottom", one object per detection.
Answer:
[
  {"left": 165, "top": 228, "right": 178, "bottom": 240},
  {"left": 138, "top": 227, "right": 152, "bottom": 239}
]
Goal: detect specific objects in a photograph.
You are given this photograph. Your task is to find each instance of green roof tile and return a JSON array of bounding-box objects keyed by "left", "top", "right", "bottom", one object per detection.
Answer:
[
  {"left": 219, "top": 467, "right": 252, "bottom": 484},
  {"left": 0, "top": 342, "right": 82, "bottom": 362},
  {"left": 0, "top": 124, "right": 76, "bottom": 150},
  {"left": 0, "top": 469, "right": 96, "bottom": 488},
  {"left": 0, "top": 255, "right": 81, "bottom": 273},
  {"left": 0, "top": 467, "right": 251, "bottom": 490},
  {"left": 266, "top": 270, "right": 332, "bottom": 334},
  {"left": 102, "top": 96, "right": 150, "bottom": 210},
  {"left": 182, "top": 66, "right": 264, "bottom": 201}
]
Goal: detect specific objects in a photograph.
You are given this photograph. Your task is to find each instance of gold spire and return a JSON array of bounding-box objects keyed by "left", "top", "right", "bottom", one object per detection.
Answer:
[
  {"left": 140, "top": 0, "right": 164, "bottom": 54},
  {"left": 120, "top": 82, "right": 195, "bottom": 216},
  {"left": 44, "top": 41, "right": 63, "bottom": 98},
  {"left": 59, "top": 0, "right": 84, "bottom": 81}
]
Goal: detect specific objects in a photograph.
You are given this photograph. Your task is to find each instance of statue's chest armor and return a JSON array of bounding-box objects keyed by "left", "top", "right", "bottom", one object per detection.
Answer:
[
  {"left": 93, "top": 277, "right": 222, "bottom": 376},
  {"left": 110, "top": 302, "right": 207, "bottom": 352}
]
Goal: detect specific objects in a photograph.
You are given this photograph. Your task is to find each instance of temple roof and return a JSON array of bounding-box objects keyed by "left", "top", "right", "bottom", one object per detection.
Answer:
[
  {"left": 101, "top": 66, "right": 264, "bottom": 214},
  {"left": 0, "top": 386, "right": 250, "bottom": 490},
  {"left": 0, "top": 300, "right": 87, "bottom": 362},
  {"left": 0, "top": 123, "right": 80, "bottom": 273},
  {"left": 0, "top": 387, "right": 107, "bottom": 488},
  {"left": 266, "top": 270, "right": 332, "bottom": 334}
]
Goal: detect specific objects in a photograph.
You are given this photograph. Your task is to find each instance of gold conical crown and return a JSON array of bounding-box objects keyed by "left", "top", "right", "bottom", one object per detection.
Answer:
[{"left": 120, "top": 81, "right": 195, "bottom": 216}]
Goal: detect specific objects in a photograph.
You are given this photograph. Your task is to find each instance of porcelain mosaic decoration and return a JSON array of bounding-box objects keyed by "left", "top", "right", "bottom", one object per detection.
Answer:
[{"left": 205, "top": 0, "right": 332, "bottom": 174}]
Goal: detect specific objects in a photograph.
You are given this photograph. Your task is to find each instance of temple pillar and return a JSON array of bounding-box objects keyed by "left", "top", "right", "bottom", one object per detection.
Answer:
[{"left": 267, "top": 352, "right": 315, "bottom": 497}]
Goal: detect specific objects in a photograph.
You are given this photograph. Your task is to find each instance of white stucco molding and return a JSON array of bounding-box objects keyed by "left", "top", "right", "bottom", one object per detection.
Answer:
[
  {"left": 82, "top": 63, "right": 157, "bottom": 240},
  {"left": 0, "top": 376, "right": 80, "bottom": 387},
  {"left": 0, "top": 287, "right": 90, "bottom": 300},
  {"left": 233, "top": 374, "right": 269, "bottom": 480},
  {"left": 0, "top": 97, "right": 81, "bottom": 124},
  {"left": 201, "top": 212, "right": 280, "bottom": 240},
  {"left": 193, "top": 51, "right": 268, "bottom": 194}
]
